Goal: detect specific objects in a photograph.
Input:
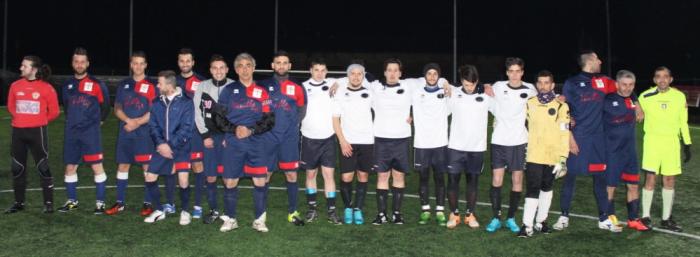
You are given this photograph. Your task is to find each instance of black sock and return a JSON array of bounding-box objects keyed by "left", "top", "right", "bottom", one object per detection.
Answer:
[
  {"left": 13, "top": 173, "right": 27, "bottom": 203},
  {"left": 466, "top": 174, "right": 479, "bottom": 214},
  {"left": 340, "top": 181, "right": 353, "bottom": 209},
  {"left": 418, "top": 169, "right": 430, "bottom": 206},
  {"left": 434, "top": 171, "right": 446, "bottom": 209},
  {"left": 376, "top": 189, "right": 388, "bottom": 214},
  {"left": 447, "top": 173, "right": 460, "bottom": 214},
  {"left": 490, "top": 186, "right": 502, "bottom": 219},
  {"left": 355, "top": 182, "right": 368, "bottom": 210},
  {"left": 392, "top": 187, "right": 404, "bottom": 214},
  {"left": 307, "top": 191, "right": 318, "bottom": 207},
  {"left": 507, "top": 191, "right": 521, "bottom": 219},
  {"left": 40, "top": 177, "right": 54, "bottom": 204}
]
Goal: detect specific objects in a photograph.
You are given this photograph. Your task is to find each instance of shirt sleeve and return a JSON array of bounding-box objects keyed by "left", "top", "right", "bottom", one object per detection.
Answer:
[
  {"left": 679, "top": 93, "right": 692, "bottom": 145},
  {"left": 193, "top": 83, "right": 208, "bottom": 137},
  {"left": 46, "top": 84, "right": 60, "bottom": 122},
  {"left": 556, "top": 102, "right": 572, "bottom": 159}
]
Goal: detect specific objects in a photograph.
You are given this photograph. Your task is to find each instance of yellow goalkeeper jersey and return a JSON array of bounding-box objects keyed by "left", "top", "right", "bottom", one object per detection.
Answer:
[{"left": 526, "top": 97, "right": 571, "bottom": 165}]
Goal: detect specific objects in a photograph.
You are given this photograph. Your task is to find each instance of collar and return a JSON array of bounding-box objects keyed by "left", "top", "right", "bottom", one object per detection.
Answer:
[{"left": 308, "top": 80, "right": 326, "bottom": 86}]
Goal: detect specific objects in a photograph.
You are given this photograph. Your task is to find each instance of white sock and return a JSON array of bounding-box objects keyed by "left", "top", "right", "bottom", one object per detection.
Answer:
[
  {"left": 536, "top": 190, "right": 553, "bottom": 223},
  {"left": 522, "top": 198, "right": 539, "bottom": 228},
  {"left": 642, "top": 189, "right": 654, "bottom": 218},
  {"left": 661, "top": 188, "right": 674, "bottom": 220}
]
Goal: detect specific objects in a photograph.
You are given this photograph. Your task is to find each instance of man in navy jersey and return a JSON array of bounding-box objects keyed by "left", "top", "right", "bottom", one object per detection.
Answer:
[
  {"left": 259, "top": 51, "right": 308, "bottom": 226},
  {"left": 175, "top": 48, "right": 207, "bottom": 219},
  {"left": 59, "top": 47, "right": 111, "bottom": 214},
  {"left": 105, "top": 51, "right": 158, "bottom": 216}
]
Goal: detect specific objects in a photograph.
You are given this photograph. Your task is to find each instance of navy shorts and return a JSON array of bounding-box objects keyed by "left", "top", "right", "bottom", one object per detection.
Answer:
[
  {"left": 567, "top": 133, "right": 607, "bottom": 176},
  {"left": 606, "top": 152, "right": 639, "bottom": 186},
  {"left": 373, "top": 137, "right": 410, "bottom": 173},
  {"left": 447, "top": 149, "right": 484, "bottom": 175},
  {"left": 300, "top": 136, "right": 337, "bottom": 170},
  {"left": 189, "top": 131, "right": 204, "bottom": 162},
  {"left": 63, "top": 125, "right": 103, "bottom": 165},
  {"left": 339, "top": 144, "right": 374, "bottom": 173},
  {"left": 203, "top": 134, "right": 225, "bottom": 177},
  {"left": 223, "top": 135, "right": 270, "bottom": 179},
  {"left": 491, "top": 143, "right": 527, "bottom": 172},
  {"left": 148, "top": 148, "right": 191, "bottom": 175},
  {"left": 413, "top": 147, "right": 448, "bottom": 173},
  {"left": 116, "top": 136, "right": 154, "bottom": 165},
  {"left": 268, "top": 129, "right": 301, "bottom": 172}
]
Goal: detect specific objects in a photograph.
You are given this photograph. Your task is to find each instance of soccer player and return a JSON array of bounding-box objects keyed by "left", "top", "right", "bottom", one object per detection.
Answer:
[
  {"left": 445, "top": 65, "right": 492, "bottom": 229},
  {"left": 105, "top": 51, "right": 157, "bottom": 216},
  {"left": 176, "top": 48, "right": 207, "bottom": 219},
  {"left": 5, "top": 55, "right": 59, "bottom": 214},
  {"left": 412, "top": 63, "right": 450, "bottom": 226},
  {"left": 215, "top": 53, "right": 276, "bottom": 232},
  {"left": 518, "top": 70, "right": 570, "bottom": 237},
  {"left": 603, "top": 70, "right": 651, "bottom": 232},
  {"left": 332, "top": 64, "right": 374, "bottom": 225},
  {"left": 59, "top": 47, "right": 111, "bottom": 214},
  {"left": 639, "top": 66, "right": 691, "bottom": 232},
  {"left": 486, "top": 57, "right": 536, "bottom": 233},
  {"left": 193, "top": 54, "right": 235, "bottom": 224},
  {"left": 143, "top": 70, "right": 194, "bottom": 224},
  {"left": 300, "top": 59, "right": 341, "bottom": 224},
  {"left": 259, "top": 51, "right": 309, "bottom": 226},
  {"left": 553, "top": 50, "right": 642, "bottom": 231}
]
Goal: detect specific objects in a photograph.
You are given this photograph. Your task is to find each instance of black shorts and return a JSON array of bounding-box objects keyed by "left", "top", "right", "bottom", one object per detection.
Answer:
[
  {"left": 373, "top": 137, "right": 410, "bottom": 173},
  {"left": 339, "top": 144, "right": 374, "bottom": 173},
  {"left": 300, "top": 136, "right": 337, "bottom": 170},
  {"left": 491, "top": 143, "right": 527, "bottom": 172},
  {"left": 447, "top": 149, "right": 484, "bottom": 175},
  {"left": 413, "top": 147, "right": 447, "bottom": 173}
]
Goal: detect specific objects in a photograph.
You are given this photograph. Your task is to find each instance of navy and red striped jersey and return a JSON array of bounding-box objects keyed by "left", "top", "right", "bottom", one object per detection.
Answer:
[
  {"left": 177, "top": 72, "right": 206, "bottom": 100},
  {"left": 259, "top": 77, "right": 307, "bottom": 140},
  {"left": 563, "top": 72, "right": 627, "bottom": 136},
  {"left": 218, "top": 81, "right": 271, "bottom": 128},
  {"left": 62, "top": 75, "right": 110, "bottom": 130},
  {"left": 603, "top": 93, "right": 637, "bottom": 151},
  {"left": 115, "top": 77, "right": 158, "bottom": 138}
]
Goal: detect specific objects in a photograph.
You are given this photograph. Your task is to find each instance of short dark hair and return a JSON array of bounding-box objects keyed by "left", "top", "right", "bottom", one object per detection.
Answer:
[
  {"left": 158, "top": 70, "right": 177, "bottom": 86},
  {"left": 273, "top": 50, "right": 290, "bottom": 60},
  {"left": 458, "top": 64, "right": 479, "bottom": 83},
  {"left": 383, "top": 58, "right": 402, "bottom": 72},
  {"left": 73, "top": 47, "right": 89, "bottom": 59},
  {"left": 578, "top": 50, "right": 597, "bottom": 68},
  {"left": 310, "top": 58, "right": 326, "bottom": 68},
  {"left": 209, "top": 54, "right": 226, "bottom": 65},
  {"left": 130, "top": 51, "right": 147, "bottom": 62},
  {"left": 536, "top": 70, "right": 554, "bottom": 82},
  {"left": 178, "top": 48, "right": 194, "bottom": 58},
  {"left": 654, "top": 66, "right": 672, "bottom": 76},
  {"left": 505, "top": 57, "right": 524, "bottom": 70}
]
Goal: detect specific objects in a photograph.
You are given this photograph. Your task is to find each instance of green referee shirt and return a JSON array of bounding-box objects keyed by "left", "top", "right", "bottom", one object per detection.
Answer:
[{"left": 638, "top": 86, "right": 692, "bottom": 145}]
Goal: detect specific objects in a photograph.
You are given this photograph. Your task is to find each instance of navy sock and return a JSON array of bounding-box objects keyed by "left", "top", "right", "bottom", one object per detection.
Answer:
[
  {"left": 180, "top": 186, "right": 190, "bottom": 211},
  {"left": 592, "top": 174, "right": 608, "bottom": 221},
  {"left": 116, "top": 178, "right": 128, "bottom": 204},
  {"left": 608, "top": 198, "right": 616, "bottom": 216},
  {"left": 165, "top": 175, "right": 177, "bottom": 205},
  {"left": 66, "top": 182, "right": 78, "bottom": 201},
  {"left": 224, "top": 187, "right": 239, "bottom": 218},
  {"left": 194, "top": 172, "right": 205, "bottom": 207},
  {"left": 628, "top": 199, "right": 640, "bottom": 220},
  {"left": 143, "top": 182, "right": 152, "bottom": 204},
  {"left": 146, "top": 181, "right": 161, "bottom": 210},
  {"left": 286, "top": 181, "right": 298, "bottom": 213},
  {"left": 95, "top": 181, "right": 106, "bottom": 202},
  {"left": 560, "top": 173, "right": 577, "bottom": 216},
  {"left": 206, "top": 181, "right": 218, "bottom": 210},
  {"left": 253, "top": 186, "right": 266, "bottom": 219}
]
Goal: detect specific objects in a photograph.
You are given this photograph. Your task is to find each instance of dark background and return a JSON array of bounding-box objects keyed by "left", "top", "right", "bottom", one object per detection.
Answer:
[{"left": 1, "top": 0, "right": 698, "bottom": 85}]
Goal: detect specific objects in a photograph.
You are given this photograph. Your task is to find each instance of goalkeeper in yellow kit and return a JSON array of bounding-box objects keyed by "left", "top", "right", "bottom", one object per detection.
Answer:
[
  {"left": 639, "top": 66, "right": 691, "bottom": 232},
  {"left": 518, "top": 70, "right": 570, "bottom": 237}
]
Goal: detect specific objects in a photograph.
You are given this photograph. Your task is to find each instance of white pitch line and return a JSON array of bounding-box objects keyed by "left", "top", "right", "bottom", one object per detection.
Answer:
[{"left": 2, "top": 185, "right": 699, "bottom": 240}]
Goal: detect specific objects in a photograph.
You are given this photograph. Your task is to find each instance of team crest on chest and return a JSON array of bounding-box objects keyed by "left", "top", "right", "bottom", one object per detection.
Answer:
[
  {"left": 594, "top": 79, "right": 605, "bottom": 88},
  {"left": 32, "top": 92, "right": 40, "bottom": 99},
  {"left": 252, "top": 88, "right": 263, "bottom": 98},
  {"left": 286, "top": 85, "right": 295, "bottom": 95},
  {"left": 139, "top": 83, "right": 149, "bottom": 93},
  {"left": 84, "top": 82, "right": 94, "bottom": 91}
]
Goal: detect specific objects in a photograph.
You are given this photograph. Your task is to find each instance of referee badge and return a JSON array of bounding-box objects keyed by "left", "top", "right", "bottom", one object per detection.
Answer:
[
  {"left": 548, "top": 108, "right": 556, "bottom": 116},
  {"left": 661, "top": 103, "right": 668, "bottom": 109}
]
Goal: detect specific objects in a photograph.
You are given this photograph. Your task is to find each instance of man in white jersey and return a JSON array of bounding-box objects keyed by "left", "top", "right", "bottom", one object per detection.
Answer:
[
  {"left": 333, "top": 64, "right": 374, "bottom": 225},
  {"left": 412, "top": 63, "right": 450, "bottom": 226},
  {"left": 486, "top": 57, "right": 537, "bottom": 233},
  {"left": 445, "top": 65, "right": 493, "bottom": 229},
  {"left": 300, "top": 59, "right": 341, "bottom": 224}
]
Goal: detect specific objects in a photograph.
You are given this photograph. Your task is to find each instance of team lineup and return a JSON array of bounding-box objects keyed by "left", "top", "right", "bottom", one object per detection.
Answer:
[{"left": 5, "top": 48, "right": 691, "bottom": 237}]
